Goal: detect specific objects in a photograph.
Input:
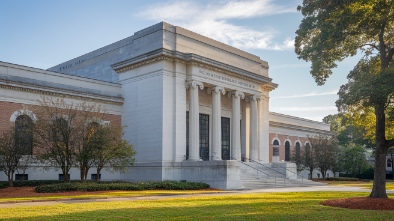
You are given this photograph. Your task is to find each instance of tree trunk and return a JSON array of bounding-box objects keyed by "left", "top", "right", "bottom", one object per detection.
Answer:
[
  {"left": 7, "top": 173, "right": 14, "bottom": 187},
  {"left": 370, "top": 149, "right": 388, "bottom": 198},
  {"left": 370, "top": 104, "right": 388, "bottom": 198},
  {"left": 96, "top": 165, "right": 103, "bottom": 182}
]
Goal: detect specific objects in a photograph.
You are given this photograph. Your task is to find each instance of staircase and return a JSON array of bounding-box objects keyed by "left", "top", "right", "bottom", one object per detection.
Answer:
[{"left": 239, "top": 160, "right": 326, "bottom": 189}]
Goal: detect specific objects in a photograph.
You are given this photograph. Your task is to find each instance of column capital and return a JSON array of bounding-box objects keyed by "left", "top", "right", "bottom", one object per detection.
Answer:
[
  {"left": 207, "top": 86, "right": 226, "bottom": 95},
  {"left": 228, "top": 91, "right": 245, "bottom": 99},
  {"left": 186, "top": 80, "right": 204, "bottom": 90},
  {"left": 250, "top": 94, "right": 261, "bottom": 101}
]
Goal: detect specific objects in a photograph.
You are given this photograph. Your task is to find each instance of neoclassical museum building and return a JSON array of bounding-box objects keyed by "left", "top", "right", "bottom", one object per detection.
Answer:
[{"left": 0, "top": 22, "right": 331, "bottom": 189}]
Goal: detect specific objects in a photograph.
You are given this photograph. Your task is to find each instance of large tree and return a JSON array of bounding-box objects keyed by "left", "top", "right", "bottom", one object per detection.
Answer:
[{"left": 296, "top": 0, "right": 394, "bottom": 198}]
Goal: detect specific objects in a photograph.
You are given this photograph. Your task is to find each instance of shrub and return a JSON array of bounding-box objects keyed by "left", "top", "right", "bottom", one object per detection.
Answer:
[
  {"left": 326, "top": 177, "right": 361, "bottom": 181},
  {"left": 35, "top": 181, "right": 210, "bottom": 193}
]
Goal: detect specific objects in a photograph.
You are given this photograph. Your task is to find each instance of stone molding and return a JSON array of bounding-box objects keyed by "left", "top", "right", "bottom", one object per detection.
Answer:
[
  {"left": 0, "top": 82, "right": 123, "bottom": 105},
  {"left": 206, "top": 86, "right": 226, "bottom": 95},
  {"left": 185, "top": 80, "right": 204, "bottom": 90},
  {"left": 111, "top": 49, "right": 277, "bottom": 91},
  {"left": 269, "top": 121, "right": 332, "bottom": 135},
  {"left": 228, "top": 91, "right": 245, "bottom": 99}
]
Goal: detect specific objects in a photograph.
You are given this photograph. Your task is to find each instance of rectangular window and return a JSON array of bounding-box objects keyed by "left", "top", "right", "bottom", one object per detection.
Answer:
[
  {"left": 221, "top": 117, "right": 230, "bottom": 160},
  {"left": 59, "top": 174, "right": 70, "bottom": 181},
  {"left": 186, "top": 111, "right": 189, "bottom": 160},
  {"left": 273, "top": 146, "right": 280, "bottom": 156},
  {"left": 91, "top": 174, "right": 101, "bottom": 180},
  {"left": 199, "top": 114, "right": 209, "bottom": 161},
  {"left": 15, "top": 174, "right": 28, "bottom": 180}
]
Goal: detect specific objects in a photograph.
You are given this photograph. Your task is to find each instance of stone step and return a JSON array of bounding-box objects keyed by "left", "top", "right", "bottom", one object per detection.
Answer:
[{"left": 238, "top": 161, "right": 326, "bottom": 189}]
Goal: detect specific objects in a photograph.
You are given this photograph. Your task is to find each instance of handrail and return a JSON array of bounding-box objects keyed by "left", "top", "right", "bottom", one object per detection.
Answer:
[
  {"left": 245, "top": 158, "right": 286, "bottom": 176},
  {"left": 244, "top": 158, "right": 306, "bottom": 187},
  {"left": 270, "top": 161, "right": 305, "bottom": 179},
  {"left": 230, "top": 157, "right": 271, "bottom": 177}
]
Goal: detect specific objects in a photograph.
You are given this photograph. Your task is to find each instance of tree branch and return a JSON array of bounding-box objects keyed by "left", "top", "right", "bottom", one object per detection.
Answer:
[
  {"left": 361, "top": 43, "right": 379, "bottom": 51},
  {"left": 387, "top": 138, "right": 394, "bottom": 148}
]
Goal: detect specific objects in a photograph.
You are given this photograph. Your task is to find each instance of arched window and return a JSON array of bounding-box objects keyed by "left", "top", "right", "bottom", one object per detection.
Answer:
[
  {"left": 15, "top": 115, "right": 33, "bottom": 155},
  {"left": 295, "top": 142, "right": 301, "bottom": 158},
  {"left": 273, "top": 140, "right": 279, "bottom": 156},
  {"left": 52, "top": 117, "right": 68, "bottom": 143},
  {"left": 285, "top": 141, "right": 290, "bottom": 161}
]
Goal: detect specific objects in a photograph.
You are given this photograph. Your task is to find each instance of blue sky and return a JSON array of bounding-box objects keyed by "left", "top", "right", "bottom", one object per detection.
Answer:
[{"left": 0, "top": 0, "right": 360, "bottom": 122}]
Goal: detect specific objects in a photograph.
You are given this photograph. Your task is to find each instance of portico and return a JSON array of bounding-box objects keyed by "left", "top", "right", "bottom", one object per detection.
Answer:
[{"left": 185, "top": 79, "right": 267, "bottom": 163}]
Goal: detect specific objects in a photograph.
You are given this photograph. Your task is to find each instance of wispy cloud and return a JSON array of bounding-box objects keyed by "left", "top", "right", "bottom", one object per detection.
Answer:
[
  {"left": 272, "top": 90, "right": 338, "bottom": 99},
  {"left": 271, "top": 106, "right": 337, "bottom": 112},
  {"left": 138, "top": 0, "right": 296, "bottom": 50}
]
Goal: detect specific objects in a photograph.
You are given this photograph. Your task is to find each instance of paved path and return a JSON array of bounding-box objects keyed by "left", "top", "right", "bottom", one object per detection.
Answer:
[{"left": 1, "top": 186, "right": 393, "bottom": 208}]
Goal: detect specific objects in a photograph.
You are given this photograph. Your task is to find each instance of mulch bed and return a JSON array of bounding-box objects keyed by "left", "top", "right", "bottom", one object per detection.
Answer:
[{"left": 322, "top": 197, "right": 394, "bottom": 210}]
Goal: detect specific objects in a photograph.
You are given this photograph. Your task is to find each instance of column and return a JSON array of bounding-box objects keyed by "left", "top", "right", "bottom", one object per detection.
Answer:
[
  {"left": 230, "top": 91, "right": 244, "bottom": 160},
  {"left": 186, "top": 80, "right": 204, "bottom": 161},
  {"left": 259, "top": 94, "right": 270, "bottom": 163},
  {"left": 207, "top": 86, "right": 226, "bottom": 160},
  {"left": 249, "top": 95, "right": 260, "bottom": 161},
  {"left": 241, "top": 99, "right": 250, "bottom": 161}
]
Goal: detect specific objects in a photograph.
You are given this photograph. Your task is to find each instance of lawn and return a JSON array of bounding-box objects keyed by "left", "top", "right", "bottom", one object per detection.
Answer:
[
  {"left": 0, "top": 189, "right": 223, "bottom": 203},
  {"left": 0, "top": 192, "right": 393, "bottom": 220},
  {"left": 324, "top": 180, "right": 394, "bottom": 190}
]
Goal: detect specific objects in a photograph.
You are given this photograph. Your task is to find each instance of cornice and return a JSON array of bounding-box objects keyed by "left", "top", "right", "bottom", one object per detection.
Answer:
[
  {"left": 0, "top": 80, "right": 124, "bottom": 105},
  {"left": 111, "top": 49, "right": 278, "bottom": 90},
  {"left": 269, "top": 121, "right": 332, "bottom": 135}
]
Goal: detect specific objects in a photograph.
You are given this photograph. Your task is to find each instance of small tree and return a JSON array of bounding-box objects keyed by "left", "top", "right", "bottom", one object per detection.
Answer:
[
  {"left": 0, "top": 127, "right": 31, "bottom": 187},
  {"left": 339, "top": 144, "right": 371, "bottom": 178},
  {"left": 92, "top": 124, "right": 135, "bottom": 181},
  {"left": 309, "top": 135, "right": 337, "bottom": 180},
  {"left": 33, "top": 97, "right": 79, "bottom": 182},
  {"left": 292, "top": 142, "right": 315, "bottom": 179}
]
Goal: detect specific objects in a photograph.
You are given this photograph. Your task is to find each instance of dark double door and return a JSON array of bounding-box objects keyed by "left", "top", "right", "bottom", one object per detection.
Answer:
[{"left": 186, "top": 112, "right": 230, "bottom": 161}]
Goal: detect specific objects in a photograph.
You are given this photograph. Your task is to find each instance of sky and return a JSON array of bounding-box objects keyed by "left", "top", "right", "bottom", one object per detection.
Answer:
[{"left": 0, "top": 0, "right": 361, "bottom": 122}]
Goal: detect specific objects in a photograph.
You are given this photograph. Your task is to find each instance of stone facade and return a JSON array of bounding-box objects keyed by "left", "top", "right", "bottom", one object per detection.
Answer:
[{"left": 0, "top": 22, "right": 330, "bottom": 188}]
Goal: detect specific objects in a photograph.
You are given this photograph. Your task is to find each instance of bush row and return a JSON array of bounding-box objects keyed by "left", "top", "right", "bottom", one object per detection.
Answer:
[
  {"left": 0, "top": 180, "right": 66, "bottom": 187},
  {"left": 35, "top": 181, "right": 210, "bottom": 193},
  {"left": 325, "top": 177, "right": 362, "bottom": 181}
]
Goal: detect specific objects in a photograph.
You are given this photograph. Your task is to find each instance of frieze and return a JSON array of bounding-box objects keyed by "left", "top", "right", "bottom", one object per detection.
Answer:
[
  {"left": 0, "top": 84, "right": 123, "bottom": 105},
  {"left": 198, "top": 70, "right": 256, "bottom": 89}
]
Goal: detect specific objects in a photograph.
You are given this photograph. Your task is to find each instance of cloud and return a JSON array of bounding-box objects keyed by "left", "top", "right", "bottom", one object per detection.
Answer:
[
  {"left": 272, "top": 90, "right": 338, "bottom": 99},
  {"left": 138, "top": 0, "right": 296, "bottom": 50},
  {"left": 271, "top": 106, "right": 338, "bottom": 112}
]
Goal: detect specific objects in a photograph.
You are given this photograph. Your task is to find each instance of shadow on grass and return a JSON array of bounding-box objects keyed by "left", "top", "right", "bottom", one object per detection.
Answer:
[{"left": 1, "top": 192, "right": 393, "bottom": 221}]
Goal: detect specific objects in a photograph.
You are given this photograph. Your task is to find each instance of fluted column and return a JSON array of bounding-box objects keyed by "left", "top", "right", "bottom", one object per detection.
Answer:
[
  {"left": 230, "top": 91, "right": 244, "bottom": 160},
  {"left": 249, "top": 95, "right": 260, "bottom": 161},
  {"left": 186, "top": 80, "right": 204, "bottom": 161},
  {"left": 207, "top": 86, "right": 226, "bottom": 160}
]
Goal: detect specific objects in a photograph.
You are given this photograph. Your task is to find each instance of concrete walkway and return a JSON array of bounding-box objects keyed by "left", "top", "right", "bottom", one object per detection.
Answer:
[{"left": 0, "top": 186, "right": 393, "bottom": 208}]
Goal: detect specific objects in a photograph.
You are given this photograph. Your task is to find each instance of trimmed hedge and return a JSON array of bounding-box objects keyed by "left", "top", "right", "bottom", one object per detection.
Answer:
[
  {"left": 0, "top": 180, "right": 65, "bottom": 187},
  {"left": 35, "top": 181, "right": 210, "bottom": 193},
  {"left": 326, "top": 177, "right": 362, "bottom": 181}
]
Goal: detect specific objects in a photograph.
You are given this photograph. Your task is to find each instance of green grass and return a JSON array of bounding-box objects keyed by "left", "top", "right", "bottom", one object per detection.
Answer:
[
  {"left": 0, "top": 192, "right": 393, "bottom": 220},
  {"left": 0, "top": 190, "right": 223, "bottom": 203},
  {"left": 324, "top": 180, "right": 394, "bottom": 190}
]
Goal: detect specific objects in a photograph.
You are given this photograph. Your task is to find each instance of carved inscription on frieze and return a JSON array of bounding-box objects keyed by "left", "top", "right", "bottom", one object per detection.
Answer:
[{"left": 198, "top": 70, "right": 256, "bottom": 89}]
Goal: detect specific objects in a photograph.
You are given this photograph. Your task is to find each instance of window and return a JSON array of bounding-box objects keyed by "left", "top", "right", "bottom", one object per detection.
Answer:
[
  {"left": 15, "top": 115, "right": 33, "bottom": 155},
  {"left": 59, "top": 174, "right": 70, "bottom": 181},
  {"left": 273, "top": 140, "right": 279, "bottom": 156},
  {"left": 388, "top": 159, "right": 392, "bottom": 168},
  {"left": 15, "top": 174, "right": 28, "bottom": 180},
  {"left": 295, "top": 142, "right": 301, "bottom": 158},
  {"left": 199, "top": 114, "right": 209, "bottom": 161},
  {"left": 221, "top": 117, "right": 230, "bottom": 160},
  {"left": 186, "top": 111, "right": 189, "bottom": 160},
  {"left": 91, "top": 174, "right": 101, "bottom": 180},
  {"left": 285, "top": 141, "right": 290, "bottom": 161},
  {"left": 52, "top": 117, "right": 68, "bottom": 143}
]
